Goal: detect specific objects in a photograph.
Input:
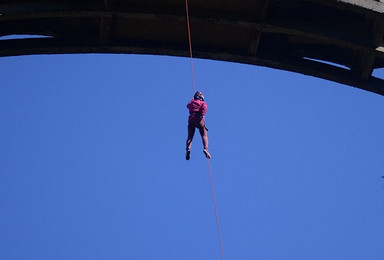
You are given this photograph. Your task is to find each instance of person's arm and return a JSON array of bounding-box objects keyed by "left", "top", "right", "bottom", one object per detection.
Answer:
[
  {"left": 187, "top": 100, "right": 193, "bottom": 111},
  {"left": 200, "top": 102, "right": 207, "bottom": 117}
]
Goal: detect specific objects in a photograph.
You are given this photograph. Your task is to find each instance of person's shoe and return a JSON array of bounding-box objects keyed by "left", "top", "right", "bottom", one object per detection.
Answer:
[
  {"left": 203, "top": 149, "right": 211, "bottom": 159},
  {"left": 186, "top": 150, "right": 191, "bottom": 160}
]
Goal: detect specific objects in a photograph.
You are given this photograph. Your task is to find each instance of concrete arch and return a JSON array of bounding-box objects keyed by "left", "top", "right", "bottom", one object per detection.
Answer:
[{"left": 1, "top": 0, "right": 384, "bottom": 95}]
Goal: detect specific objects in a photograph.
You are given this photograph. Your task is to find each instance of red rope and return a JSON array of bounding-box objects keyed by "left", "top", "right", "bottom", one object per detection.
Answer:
[
  {"left": 185, "top": 2, "right": 225, "bottom": 259},
  {"left": 185, "top": 0, "right": 196, "bottom": 93},
  {"left": 207, "top": 159, "right": 225, "bottom": 260}
]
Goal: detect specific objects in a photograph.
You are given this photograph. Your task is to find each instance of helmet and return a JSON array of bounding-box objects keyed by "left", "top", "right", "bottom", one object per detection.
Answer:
[{"left": 194, "top": 91, "right": 204, "bottom": 101}]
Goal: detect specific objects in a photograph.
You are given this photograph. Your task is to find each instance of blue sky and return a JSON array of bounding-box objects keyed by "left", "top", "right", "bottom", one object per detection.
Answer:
[{"left": 1, "top": 53, "right": 384, "bottom": 260}]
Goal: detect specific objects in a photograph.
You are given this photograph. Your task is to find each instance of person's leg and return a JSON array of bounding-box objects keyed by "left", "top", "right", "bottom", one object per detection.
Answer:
[
  {"left": 186, "top": 123, "right": 196, "bottom": 160},
  {"left": 198, "top": 120, "right": 210, "bottom": 159},
  {"left": 186, "top": 123, "right": 196, "bottom": 151},
  {"left": 198, "top": 120, "right": 208, "bottom": 150}
]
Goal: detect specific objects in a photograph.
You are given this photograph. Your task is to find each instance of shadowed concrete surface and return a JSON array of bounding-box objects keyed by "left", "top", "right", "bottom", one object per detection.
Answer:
[{"left": 1, "top": 0, "right": 384, "bottom": 95}]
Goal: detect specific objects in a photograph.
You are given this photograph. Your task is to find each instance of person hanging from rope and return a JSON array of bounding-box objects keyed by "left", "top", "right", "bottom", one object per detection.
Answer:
[{"left": 186, "top": 91, "right": 211, "bottom": 160}]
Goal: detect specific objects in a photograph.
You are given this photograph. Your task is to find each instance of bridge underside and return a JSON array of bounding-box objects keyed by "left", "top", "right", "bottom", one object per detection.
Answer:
[{"left": 1, "top": 0, "right": 384, "bottom": 95}]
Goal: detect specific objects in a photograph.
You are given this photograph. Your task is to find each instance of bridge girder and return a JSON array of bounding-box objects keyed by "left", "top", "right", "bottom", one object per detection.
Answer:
[{"left": 1, "top": 0, "right": 384, "bottom": 95}]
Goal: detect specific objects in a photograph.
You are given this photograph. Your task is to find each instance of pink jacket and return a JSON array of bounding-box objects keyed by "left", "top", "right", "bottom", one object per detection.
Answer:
[{"left": 187, "top": 99, "right": 207, "bottom": 120}]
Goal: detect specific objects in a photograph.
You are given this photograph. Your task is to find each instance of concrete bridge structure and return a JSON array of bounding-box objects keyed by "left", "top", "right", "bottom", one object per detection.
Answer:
[{"left": 1, "top": 0, "right": 384, "bottom": 95}]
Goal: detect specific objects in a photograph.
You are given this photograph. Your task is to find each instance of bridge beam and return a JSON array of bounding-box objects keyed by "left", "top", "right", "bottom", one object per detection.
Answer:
[{"left": 1, "top": 0, "right": 384, "bottom": 95}]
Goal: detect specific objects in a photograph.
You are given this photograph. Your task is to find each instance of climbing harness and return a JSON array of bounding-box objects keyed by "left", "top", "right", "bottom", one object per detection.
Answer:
[{"left": 184, "top": 1, "right": 225, "bottom": 259}]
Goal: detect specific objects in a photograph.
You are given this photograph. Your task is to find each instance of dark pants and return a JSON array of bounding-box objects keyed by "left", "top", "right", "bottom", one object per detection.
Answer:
[{"left": 186, "top": 118, "right": 208, "bottom": 151}]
